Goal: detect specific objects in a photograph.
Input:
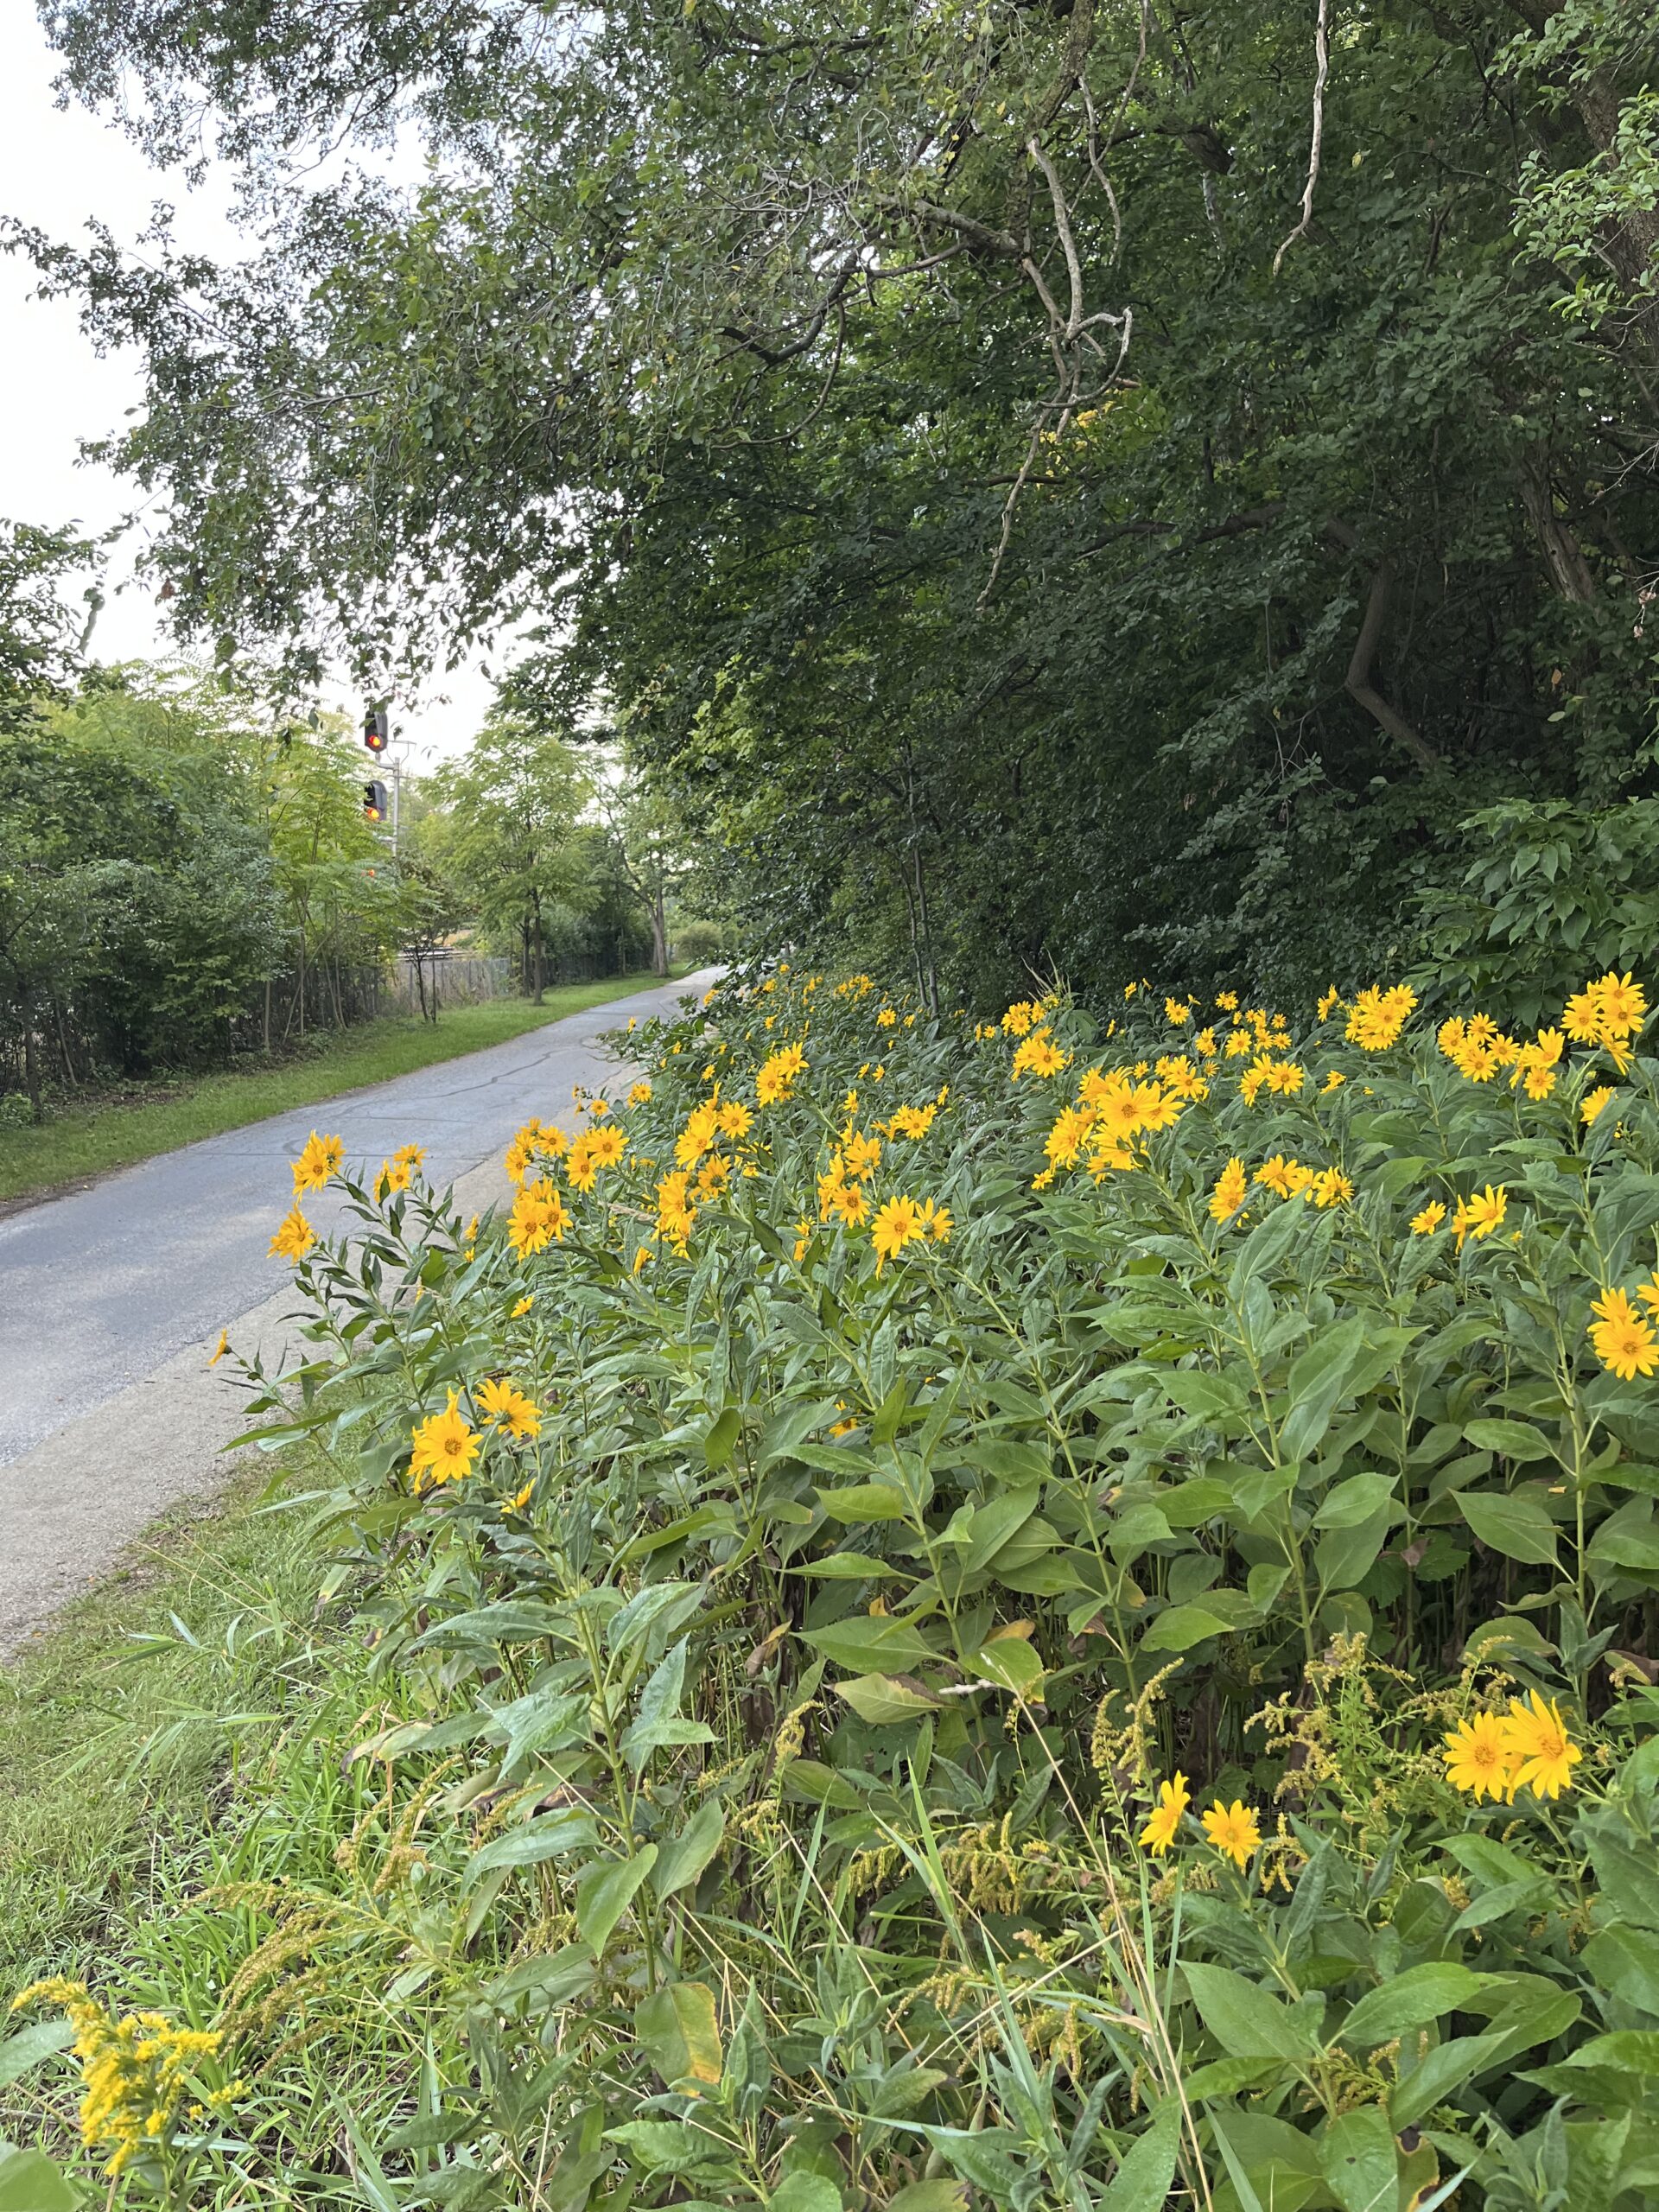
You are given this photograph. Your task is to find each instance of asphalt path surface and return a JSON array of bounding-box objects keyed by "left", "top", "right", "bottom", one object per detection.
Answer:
[{"left": 0, "top": 969, "right": 715, "bottom": 1652}]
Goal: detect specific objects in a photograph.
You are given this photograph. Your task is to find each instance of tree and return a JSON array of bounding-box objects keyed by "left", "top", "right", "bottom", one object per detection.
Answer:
[
  {"left": 19, "top": 0, "right": 1659, "bottom": 1000},
  {"left": 427, "top": 716, "right": 593, "bottom": 1000}
]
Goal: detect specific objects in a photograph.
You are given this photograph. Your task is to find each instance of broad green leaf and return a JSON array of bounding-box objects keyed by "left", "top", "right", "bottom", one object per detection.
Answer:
[
  {"left": 465, "top": 1810, "right": 598, "bottom": 1885},
  {"left": 1458, "top": 1488, "right": 1560, "bottom": 1567},
  {"left": 621, "top": 1638, "right": 715, "bottom": 1770},
  {"left": 1583, "top": 1928, "right": 1659, "bottom": 2018},
  {"left": 1280, "top": 1317, "right": 1366, "bottom": 1462},
  {"left": 1390, "top": 2033, "right": 1507, "bottom": 2130},
  {"left": 1338, "top": 1963, "right": 1491, "bottom": 2050},
  {"left": 704, "top": 1406, "right": 742, "bottom": 1470},
  {"left": 0, "top": 2149, "right": 79, "bottom": 2212},
  {"left": 1141, "top": 1603, "right": 1232, "bottom": 1653},
  {"left": 635, "top": 1980, "right": 722, "bottom": 2092},
  {"left": 799, "top": 1615, "right": 938, "bottom": 1674},
  {"left": 0, "top": 2019, "right": 75, "bottom": 2090},
  {"left": 575, "top": 1846, "right": 658, "bottom": 1956},
  {"left": 970, "top": 1634, "right": 1045, "bottom": 1697},
  {"left": 651, "top": 1801, "right": 725, "bottom": 1900},
  {"left": 1464, "top": 1418, "right": 1554, "bottom": 1462},
  {"left": 1183, "top": 1962, "right": 1321, "bottom": 2061},
  {"left": 1100, "top": 2102, "right": 1182, "bottom": 2212},
  {"left": 1313, "top": 1472, "right": 1397, "bottom": 1529},
  {"left": 1319, "top": 2106, "right": 1396, "bottom": 2212},
  {"left": 768, "top": 2176, "right": 842, "bottom": 2212},
  {"left": 887, "top": 2187, "right": 968, "bottom": 2212},
  {"left": 816, "top": 1483, "right": 911, "bottom": 1522},
  {"left": 835, "top": 1672, "right": 942, "bottom": 1724}
]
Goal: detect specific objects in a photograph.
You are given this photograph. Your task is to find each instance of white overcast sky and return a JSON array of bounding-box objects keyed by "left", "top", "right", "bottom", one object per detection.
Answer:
[{"left": 0, "top": 7, "right": 495, "bottom": 764}]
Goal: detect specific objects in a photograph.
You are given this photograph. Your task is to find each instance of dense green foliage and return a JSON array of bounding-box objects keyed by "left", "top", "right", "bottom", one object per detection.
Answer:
[
  {"left": 0, "top": 663, "right": 669, "bottom": 1118},
  {"left": 18, "top": 0, "right": 1659, "bottom": 1000},
  {"left": 10, "top": 956, "right": 1659, "bottom": 2207}
]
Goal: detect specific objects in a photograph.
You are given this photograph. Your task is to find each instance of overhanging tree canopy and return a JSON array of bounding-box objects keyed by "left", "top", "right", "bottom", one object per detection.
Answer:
[{"left": 19, "top": 0, "right": 1659, "bottom": 997}]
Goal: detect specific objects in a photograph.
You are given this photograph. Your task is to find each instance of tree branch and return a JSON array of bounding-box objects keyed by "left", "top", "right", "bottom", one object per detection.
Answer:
[{"left": 1273, "top": 0, "right": 1331, "bottom": 277}]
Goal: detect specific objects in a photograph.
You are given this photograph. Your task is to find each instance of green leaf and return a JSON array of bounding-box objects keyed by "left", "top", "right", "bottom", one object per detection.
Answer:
[
  {"left": 575, "top": 1846, "right": 658, "bottom": 1956},
  {"left": 1141, "top": 1603, "right": 1232, "bottom": 1653},
  {"left": 816, "top": 1484, "right": 911, "bottom": 1522},
  {"left": 621, "top": 1638, "right": 715, "bottom": 1771},
  {"left": 768, "top": 2177, "right": 842, "bottom": 2212},
  {"left": 886, "top": 2187, "right": 968, "bottom": 2212},
  {"left": 0, "top": 2149, "right": 79, "bottom": 2212},
  {"left": 635, "top": 1980, "right": 723, "bottom": 2092},
  {"left": 1319, "top": 2106, "right": 1397, "bottom": 2212},
  {"left": 1183, "top": 1962, "right": 1321, "bottom": 2061},
  {"left": 1550, "top": 2031, "right": 1659, "bottom": 2077},
  {"left": 1583, "top": 1928, "right": 1659, "bottom": 2018},
  {"left": 704, "top": 1406, "right": 742, "bottom": 1470},
  {"left": 1390, "top": 2032, "right": 1506, "bottom": 2131},
  {"left": 834, "top": 1672, "right": 942, "bottom": 1724},
  {"left": 970, "top": 1634, "right": 1045, "bottom": 1697},
  {"left": 1313, "top": 1472, "right": 1397, "bottom": 1529},
  {"left": 1338, "top": 1963, "right": 1491, "bottom": 2050},
  {"left": 1315, "top": 1503, "right": 1395, "bottom": 1594},
  {"left": 652, "top": 1801, "right": 725, "bottom": 1900},
  {"left": 0, "top": 2019, "right": 75, "bottom": 2090},
  {"left": 1458, "top": 1488, "right": 1560, "bottom": 1567},
  {"left": 906, "top": 2126, "right": 1027, "bottom": 2198},
  {"left": 465, "top": 1809, "right": 598, "bottom": 1885},
  {"left": 1100, "top": 2102, "right": 1182, "bottom": 2212},
  {"left": 798, "top": 1615, "right": 937, "bottom": 1674},
  {"left": 1280, "top": 1316, "right": 1367, "bottom": 1462},
  {"left": 1465, "top": 1418, "right": 1554, "bottom": 1462}
]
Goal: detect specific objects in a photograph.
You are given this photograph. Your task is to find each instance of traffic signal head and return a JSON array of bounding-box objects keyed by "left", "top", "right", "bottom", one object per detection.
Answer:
[
  {"left": 364, "top": 779, "right": 389, "bottom": 823},
  {"left": 364, "top": 708, "right": 390, "bottom": 753}
]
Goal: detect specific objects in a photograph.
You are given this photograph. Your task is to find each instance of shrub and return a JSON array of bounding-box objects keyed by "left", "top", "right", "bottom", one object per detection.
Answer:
[{"left": 13, "top": 959, "right": 1659, "bottom": 2209}]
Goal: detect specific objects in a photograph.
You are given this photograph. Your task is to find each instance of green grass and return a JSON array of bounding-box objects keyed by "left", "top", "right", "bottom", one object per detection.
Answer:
[
  {"left": 0, "top": 969, "right": 685, "bottom": 1205},
  {"left": 0, "top": 1462, "right": 342, "bottom": 1998}
]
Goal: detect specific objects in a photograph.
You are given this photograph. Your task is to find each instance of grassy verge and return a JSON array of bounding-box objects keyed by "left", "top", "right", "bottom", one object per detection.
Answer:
[
  {"left": 0, "top": 969, "right": 685, "bottom": 1205},
  {"left": 0, "top": 1460, "right": 343, "bottom": 1998}
]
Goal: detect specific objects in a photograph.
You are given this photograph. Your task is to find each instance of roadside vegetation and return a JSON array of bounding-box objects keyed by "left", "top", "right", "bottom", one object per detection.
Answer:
[
  {"left": 0, "top": 973, "right": 685, "bottom": 1207},
  {"left": 6, "top": 954, "right": 1659, "bottom": 2209}
]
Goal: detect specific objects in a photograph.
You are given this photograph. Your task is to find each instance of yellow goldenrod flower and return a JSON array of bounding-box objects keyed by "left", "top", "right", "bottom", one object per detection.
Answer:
[
  {"left": 1410, "top": 1200, "right": 1446, "bottom": 1235},
  {"left": 512, "top": 1295, "right": 535, "bottom": 1318},
  {"left": 11, "top": 1980, "right": 228, "bottom": 2178},
  {"left": 628, "top": 1079, "right": 652, "bottom": 1106},
  {"left": 1581, "top": 1084, "right": 1617, "bottom": 1126}
]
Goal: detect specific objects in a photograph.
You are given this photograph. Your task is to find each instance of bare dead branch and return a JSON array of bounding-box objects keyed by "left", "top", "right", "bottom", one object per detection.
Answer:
[{"left": 1273, "top": 0, "right": 1331, "bottom": 277}]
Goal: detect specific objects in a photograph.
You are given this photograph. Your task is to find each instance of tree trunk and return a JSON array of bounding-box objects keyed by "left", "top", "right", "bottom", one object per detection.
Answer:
[
  {"left": 22, "top": 996, "right": 43, "bottom": 1125},
  {"left": 1518, "top": 456, "right": 1599, "bottom": 604},
  {"left": 530, "top": 897, "right": 545, "bottom": 1003},
  {"left": 651, "top": 881, "right": 669, "bottom": 978}
]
